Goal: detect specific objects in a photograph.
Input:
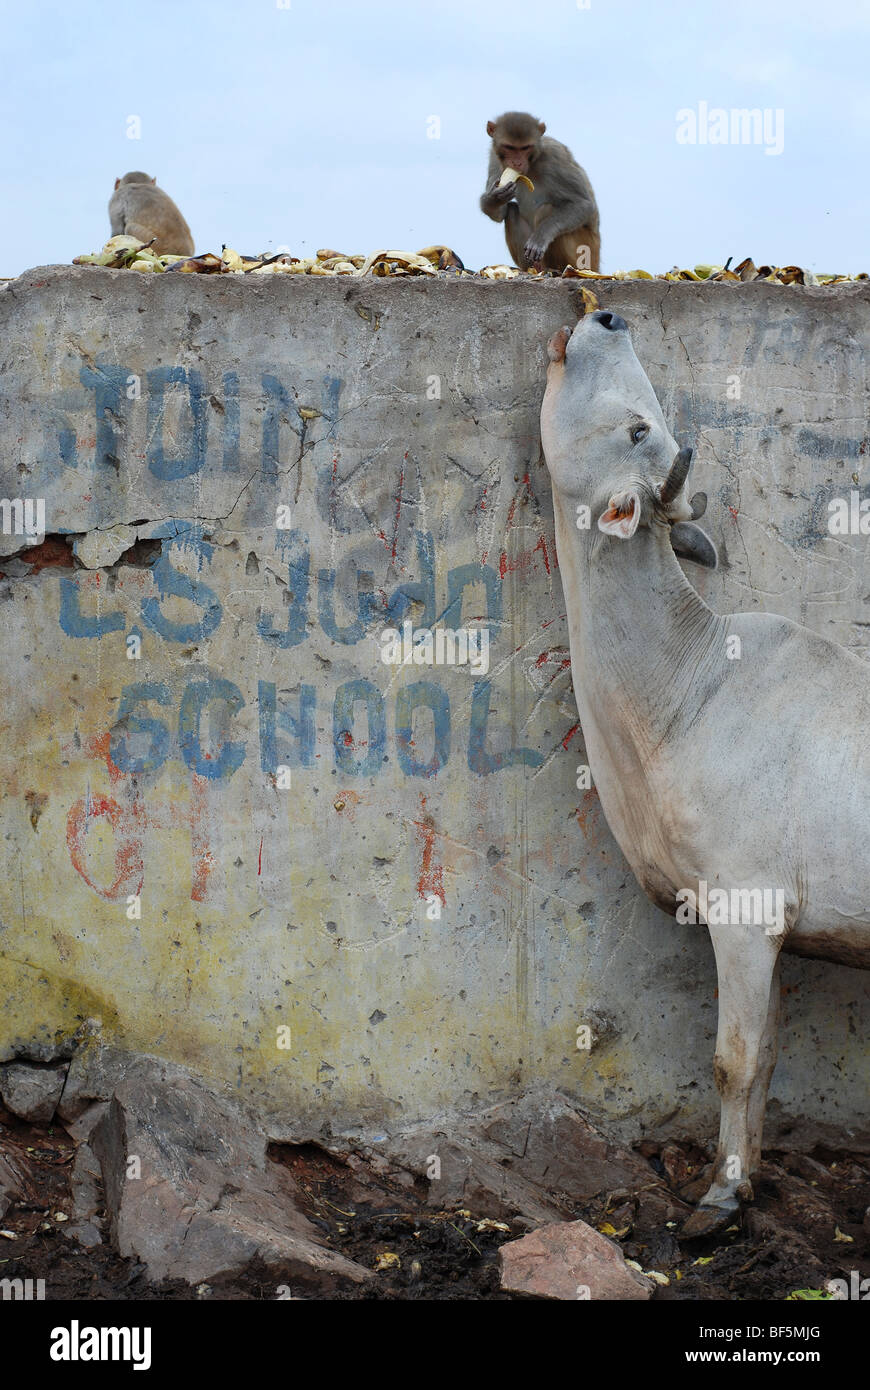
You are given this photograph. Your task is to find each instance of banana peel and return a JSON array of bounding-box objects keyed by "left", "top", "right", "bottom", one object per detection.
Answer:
[
  {"left": 498, "top": 168, "right": 534, "bottom": 192},
  {"left": 357, "top": 249, "right": 438, "bottom": 277},
  {"left": 164, "top": 253, "right": 224, "bottom": 274},
  {"left": 74, "top": 236, "right": 154, "bottom": 269},
  {"left": 105, "top": 235, "right": 149, "bottom": 254},
  {"left": 418, "top": 245, "right": 466, "bottom": 272},
  {"left": 71, "top": 241, "right": 867, "bottom": 285},
  {"left": 73, "top": 251, "right": 120, "bottom": 267}
]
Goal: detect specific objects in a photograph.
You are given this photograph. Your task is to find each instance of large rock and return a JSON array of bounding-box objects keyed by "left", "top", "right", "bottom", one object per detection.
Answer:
[
  {"left": 88, "top": 1059, "right": 371, "bottom": 1287},
  {"left": 0, "top": 1061, "right": 68, "bottom": 1123},
  {"left": 384, "top": 1090, "right": 661, "bottom": 1226},
  {"left": 57, "top": 1042, "right": 180, "bottom": 1123},
  {"left": 480, "top": 1092, "right": 656, "bottom": 1199},
  {"left": 499, "top": 1219, "right": 652, "bottom": 1300}
]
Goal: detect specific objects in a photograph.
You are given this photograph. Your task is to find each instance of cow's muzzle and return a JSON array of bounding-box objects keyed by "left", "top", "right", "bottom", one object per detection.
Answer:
[{"left": 590, "top": 310, "right": 628, "bottom": 333}]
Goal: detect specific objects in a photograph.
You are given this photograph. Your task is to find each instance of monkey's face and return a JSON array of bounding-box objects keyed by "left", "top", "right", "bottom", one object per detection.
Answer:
[{"left": 498, "top": 142, "right": 536, "bottom": 175}]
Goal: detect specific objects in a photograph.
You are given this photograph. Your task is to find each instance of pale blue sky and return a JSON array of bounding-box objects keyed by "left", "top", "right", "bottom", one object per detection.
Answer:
[{"left": 2, "top": 0, "right": 868, "bottom": 277}]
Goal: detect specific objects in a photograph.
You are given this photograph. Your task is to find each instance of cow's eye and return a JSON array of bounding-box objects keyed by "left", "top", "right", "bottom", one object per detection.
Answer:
[{"left": 630, "top": 423, "right": 650, "bottom": 444}]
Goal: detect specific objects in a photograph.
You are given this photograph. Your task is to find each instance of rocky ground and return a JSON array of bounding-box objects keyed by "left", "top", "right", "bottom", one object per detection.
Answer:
[{"left": 2, "top": 1083, "right": 868, "bottom": 1301}]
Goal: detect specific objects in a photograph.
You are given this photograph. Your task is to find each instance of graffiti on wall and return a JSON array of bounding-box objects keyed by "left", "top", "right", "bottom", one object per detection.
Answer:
[{"left": 52, "top": 364, "right": 561, "bottom": 908}]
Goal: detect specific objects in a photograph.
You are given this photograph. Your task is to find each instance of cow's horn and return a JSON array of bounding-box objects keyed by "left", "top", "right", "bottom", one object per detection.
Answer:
[{"left": 659, "top": 446, "right": 693, "bottom": 505}]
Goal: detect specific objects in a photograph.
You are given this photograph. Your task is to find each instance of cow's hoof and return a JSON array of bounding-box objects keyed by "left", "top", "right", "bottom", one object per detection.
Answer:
[{"left": 680, "top": 1204, "right": 738, "bottom": 1239}]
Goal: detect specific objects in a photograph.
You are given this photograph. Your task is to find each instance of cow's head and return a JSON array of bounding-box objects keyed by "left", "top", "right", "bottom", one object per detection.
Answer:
[{"left": 541, "top": 311, "right": 717, "bottom": 569}]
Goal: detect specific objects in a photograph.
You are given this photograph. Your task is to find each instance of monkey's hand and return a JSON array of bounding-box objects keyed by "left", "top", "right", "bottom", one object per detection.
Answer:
[
  {"left": 480, "top": 182, "right": 515, "bottom": 222},
  {"left": 484, "top": 180, "right": 516, "bottom": 207},
  {"left": 523, "top": 234, "right": 550, "bottom": 267}
]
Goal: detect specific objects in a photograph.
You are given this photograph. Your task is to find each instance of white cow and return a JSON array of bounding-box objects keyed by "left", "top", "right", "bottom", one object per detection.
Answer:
[{"left": 541, "top": 310, "right": 870, "bottom": 1236}]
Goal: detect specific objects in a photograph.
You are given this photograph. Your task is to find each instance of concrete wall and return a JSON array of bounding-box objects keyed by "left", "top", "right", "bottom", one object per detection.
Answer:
[{"left": 1, "top": 266, "right": 868, "bottom": 1146}]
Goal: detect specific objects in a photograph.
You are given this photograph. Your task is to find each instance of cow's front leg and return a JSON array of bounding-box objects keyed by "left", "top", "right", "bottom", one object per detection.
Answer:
[
  {"left": 745, "top": 952, "right": 782, "bottom": 1177},
  {"left": 682, "top": 924, "right": 783, "bottom": 1238}
]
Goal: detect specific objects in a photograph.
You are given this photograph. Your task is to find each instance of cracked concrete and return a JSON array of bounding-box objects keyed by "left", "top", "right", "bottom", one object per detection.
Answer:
[{"left": 0, "top": 265, "right": 868, "bottom": 1151}]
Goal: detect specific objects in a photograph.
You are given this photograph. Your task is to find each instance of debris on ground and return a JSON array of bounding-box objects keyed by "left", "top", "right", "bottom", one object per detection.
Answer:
[
  {"left": 1, "top": 1060, "right": 867, "bottom": 1300},
  {"left": 70, "top": 239, "right": 868, "bottom": 285}
]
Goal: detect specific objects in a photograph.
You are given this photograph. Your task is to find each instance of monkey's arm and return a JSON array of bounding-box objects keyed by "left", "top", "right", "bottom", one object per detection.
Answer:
[{"left": 524, "top": 157, "right": 598, "bottom": 263}]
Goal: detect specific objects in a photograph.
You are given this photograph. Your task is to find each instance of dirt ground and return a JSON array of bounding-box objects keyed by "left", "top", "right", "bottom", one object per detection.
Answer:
[{"left": 1, "top": 1103, "right": 867, "bottom": 1300}]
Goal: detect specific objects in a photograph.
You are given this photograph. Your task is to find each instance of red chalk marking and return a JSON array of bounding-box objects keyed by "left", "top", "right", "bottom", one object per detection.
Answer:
[
  {"left": 498, "top": 473, "right": 554, "bottom": 579},
  {"left": 83, "top": 730, "right": 124, "bottom": 784},
  {"left": 535, "top": 649, "right": 572, "bottom": 675},
  {"left": 67, "top": 793, "right": 144, "bottom": 900},
  {"left": 413, "top": 794, "right": 445, "bottom": 907},
  {"left": 561, "top": 721, "right": 581, "bottom": 750}
]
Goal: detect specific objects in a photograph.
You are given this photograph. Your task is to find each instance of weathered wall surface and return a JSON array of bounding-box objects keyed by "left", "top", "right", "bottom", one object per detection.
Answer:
[{"left": 0, "top": 267, "right": 868, "bottom": 1146}]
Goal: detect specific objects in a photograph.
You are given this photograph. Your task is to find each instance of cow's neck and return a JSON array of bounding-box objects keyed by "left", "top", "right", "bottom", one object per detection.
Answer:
[{"left": 554, "top": 492, "right": 724, "bottom": 770}]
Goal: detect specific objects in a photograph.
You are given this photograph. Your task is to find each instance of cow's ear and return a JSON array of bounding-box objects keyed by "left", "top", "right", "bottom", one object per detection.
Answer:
[
  {"left": 598, "top": 489, "right": 641, "bottom": 539},
  {"left": 670, "top": 520, "right": 718, "bottom": 569}
]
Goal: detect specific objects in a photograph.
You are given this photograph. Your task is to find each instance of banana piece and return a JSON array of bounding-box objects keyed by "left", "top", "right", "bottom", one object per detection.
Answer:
[
  {"left": 357, "top": 249, "right": 437, "bottom": 277},
  {"left": 498, "top": 167, "right": 534, "bottom": 192},
  {"left": 103, "top": 235, "right": 147, "bottom": 254}
]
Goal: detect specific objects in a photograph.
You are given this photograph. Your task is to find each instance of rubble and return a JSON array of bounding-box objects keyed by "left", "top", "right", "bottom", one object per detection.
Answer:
[
  {"left": 0, "top": 1060, "right": 68, "bottom": 1124},
  {"left": 499, "top": 1218, "right": 652, "bottom": 1300},
  {"left": 86, "top": 1060, "right": 371, "bottom": 1287},
  {"left": 382, "top": 1090, "right": 664, "bottom": 1227}
]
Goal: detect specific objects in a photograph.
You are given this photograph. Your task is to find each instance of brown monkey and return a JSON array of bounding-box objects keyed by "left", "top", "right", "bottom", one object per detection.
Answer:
[
  {"left": 108, "top": 172, "right": 195, "bottom": 256},
  {"left": 480, "top": 112, "right": 600, "bottom": 272}
]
